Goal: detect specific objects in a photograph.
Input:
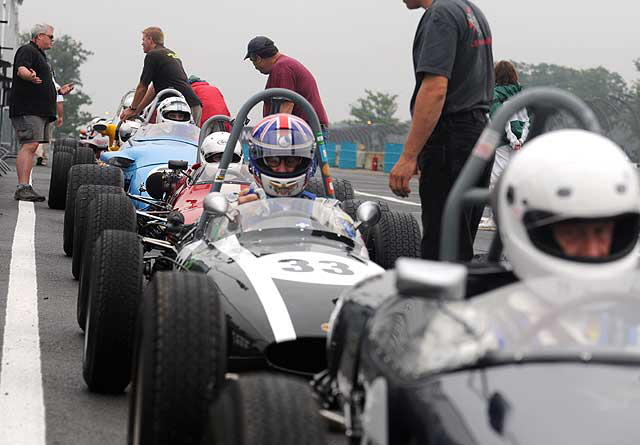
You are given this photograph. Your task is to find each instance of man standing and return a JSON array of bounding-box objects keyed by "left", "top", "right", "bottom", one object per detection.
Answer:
[
  {"left": 120, "top": 27, "right": 201, "bottom": 124},
  {"left": 244, "top": 36, "right": 329, "bottom": 128},
  {"left": 389, "top": 0, "right": 494, "bottom": 261},
  {"left": 10, "top": 23, "right": 72, "bottom": 201},
  {"left": 187, "top": 75, "right": 231, "bottom": 127}
]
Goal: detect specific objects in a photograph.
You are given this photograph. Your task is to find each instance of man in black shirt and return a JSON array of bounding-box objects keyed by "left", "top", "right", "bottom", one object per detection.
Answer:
[
  {"left": 390, "top": 0, "right": 494, "bottom": 261},
  {"left": 10, "top": 23, "right": 73, "bottom": 201},
  {"left": 120, "top": 27, "right": 202, "bottom": 125}
]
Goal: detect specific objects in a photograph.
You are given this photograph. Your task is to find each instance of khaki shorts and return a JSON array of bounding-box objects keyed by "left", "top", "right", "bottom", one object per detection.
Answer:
[{"left": 11, "top": 115, "right": 52, "bottom": 145}]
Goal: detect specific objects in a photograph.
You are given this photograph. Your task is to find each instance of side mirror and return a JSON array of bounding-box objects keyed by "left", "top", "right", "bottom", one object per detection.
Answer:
[
  {"left": 396, "top": 258, "right": 467, "bottom": 301},
  {"left": 203, "top": 192, "right": 229, "bottom": 216},
  {"left": 168, "top": 160, "right": 188, "bottom": 171},
  {"left": 118, "top": 121, "right": 140, "bottom": 143},
  {"left": 355, "top": 201, "right": 381, "bottom": 229}
]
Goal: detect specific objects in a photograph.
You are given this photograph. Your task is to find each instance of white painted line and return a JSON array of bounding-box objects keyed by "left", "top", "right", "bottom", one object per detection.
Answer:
[
  {"left": 355, "top": 190, "right": 422, "bottom": 207},
  {"left": 214, "top": 235, "right": 296, "bottom": 343},
  {"left": 0, "top": 201, "right": 46, "bottom": 444}
]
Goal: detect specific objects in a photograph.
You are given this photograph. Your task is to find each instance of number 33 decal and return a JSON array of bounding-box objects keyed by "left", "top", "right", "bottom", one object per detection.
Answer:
[{"left": 278, "top": 259, "right": 355, "bottom": 276}]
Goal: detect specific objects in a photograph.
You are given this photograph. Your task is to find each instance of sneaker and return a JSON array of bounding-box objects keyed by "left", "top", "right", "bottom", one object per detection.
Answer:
[
  {"left": 478, "top": 216, "right": 497, "bottom": 231},
  {"left": 14, "top": 186, "right": 46, "bottom": 202},
  {"left": 36, "top": 157, "right": 43, "bottom": 166}
]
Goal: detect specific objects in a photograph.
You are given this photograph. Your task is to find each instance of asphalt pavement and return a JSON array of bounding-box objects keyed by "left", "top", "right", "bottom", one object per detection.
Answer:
[{"left": 0, "top": 160, "right": 492, "bottom": 444}]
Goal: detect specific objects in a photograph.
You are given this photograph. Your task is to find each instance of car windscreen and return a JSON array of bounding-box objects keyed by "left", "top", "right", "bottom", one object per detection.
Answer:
[
  {"left": 406, "top": 275, "right": 640, "bottom": 375},
  {"left": 132, "top": 122, "right": 200, "bottom": 145},
  {"left": 193, "top": 164, "right": 251, "bottom": 185}
]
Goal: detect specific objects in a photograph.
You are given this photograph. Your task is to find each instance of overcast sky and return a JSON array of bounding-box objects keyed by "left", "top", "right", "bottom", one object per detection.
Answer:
[{"left": 17, "top": 0, "right": 640, "bottom": 123}]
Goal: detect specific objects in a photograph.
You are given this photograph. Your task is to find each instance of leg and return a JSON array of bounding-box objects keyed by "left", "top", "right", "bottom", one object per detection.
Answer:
[
  {"left": 419, "top": 144, "right": 448, "bottom": 260},
  {"left": 16, "top": 141, "right": 39, "bottom": 184}
]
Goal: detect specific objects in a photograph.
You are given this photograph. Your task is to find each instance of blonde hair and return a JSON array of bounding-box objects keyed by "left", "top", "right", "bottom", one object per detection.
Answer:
[{"left": 142, "top": 26, "right": 164, "bottom": 45}]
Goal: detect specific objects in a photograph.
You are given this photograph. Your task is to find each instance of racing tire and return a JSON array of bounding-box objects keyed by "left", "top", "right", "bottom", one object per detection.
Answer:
[
  {"left": 306, "top": 177, "right": 354, "bottom": 202},
  {"left": 333, "top": 177, "right": 355, "bottom": 202},
  {"left": 53, "top": 137, "right": 77, "bottom": 154},
  {"left": 71, "top": 185, "right": 125, "bottom": 279},
  {"left": 47, "top": 151, "right": 73, "bottom": 210},
  {"left": 83, "top": 229, "right": 143, "bottom": 394},
  {"left": 77, "top": 193, "right": 136, "bottom": 330},
  {"left": 204, "top": 374, "right": 327, "bottom": 445},
  {"left": 368, "top": 210, "right": 421, "bottom": 269},
  {"left": 63, "top": 164, "right": 124, "bottom": 256},
  {"left": 127, "top": 271, "right": 227, "bottom": 445},
  {"left": 73, "top": 145, "right": 96, "bottom": 165}
]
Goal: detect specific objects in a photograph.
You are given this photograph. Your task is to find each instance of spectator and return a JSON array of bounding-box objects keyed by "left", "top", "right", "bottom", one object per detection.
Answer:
[
  {"left": 489, "top": 60, "right": 530, "bottom": 187},
  {"left": 120, "top": 26, "right": 202, "bottom": 125},
  {"left": 10, "top": 23, "right": 73, "bottom": 201},
  {"left": 244, "top": 36, "right": 329, "bottom": 130},
  {"left": 389, "top": 0, "right": 494, "bottom": 261},
  {"left": 36, "top": 74, "right": 67, "bottom": 166},
  {"left": 187, "top": 75, "right": 231, "bottom": 127}
]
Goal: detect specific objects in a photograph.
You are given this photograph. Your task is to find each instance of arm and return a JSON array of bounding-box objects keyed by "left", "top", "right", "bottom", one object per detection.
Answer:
[
  {"left": 120, "top": 82, "right": 148, "bottom": 120},
  {"left": 138, "top": 83, "right": 156, "bottom": 113},
  {"left": 17, "top": 66, "right": 41, "bottom": 84},
  {"left": 389, "top": 75, "right": 448, "bottom": 197},
  {"left": 56, "top": 102, "right": 64, "bottom": 127},
  {"left": 280, "top": 101, "right": 294, "bottom": 114}
]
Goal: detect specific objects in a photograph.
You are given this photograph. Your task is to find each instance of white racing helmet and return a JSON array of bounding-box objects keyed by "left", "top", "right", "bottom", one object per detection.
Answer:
[
  {"left": 200, "top": 131, "right": 243, "bottom": 166},
  {"left": 248, "top": 113, "right": 316, "bottom": 197},
  {"left": 156, "top": 96, "right": 192, "bottom": 124},
  {"left": 496, "top": 129, "right": 640, "bottom": 281}
]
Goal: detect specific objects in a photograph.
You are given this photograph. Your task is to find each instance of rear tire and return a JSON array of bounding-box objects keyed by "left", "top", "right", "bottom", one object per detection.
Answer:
[
  {"left": 73, "top": 145, "right": 96, "bottom": 165},
  {"left": 77, "top": 193, "right": 135, "bottom": 330},
  {"left": 204, "top": 374, "right": 328, "bottom": 445},
  {"left": 306, "top": 177, "right": 354, "bottom": 202},
  {"left": 54, "top": 137, "right": 77, "bottom": 155},
  {"left": 127, "top": 271, "right": 227, "bottom": 445},
  {"left": 369, "top": 210, "right": 421, "bottom": 269},
  {"left": 63, "top": 164, "right": 124, "bottom": 256},
  {"left": 83, "top": 230, "right": 143, "bottom": 393},
  {"left": 72, "top": 185, "right": 124, "bottom": 279},
  {"left": 48, "top": 151, "right": 73, "bottom": 210}
]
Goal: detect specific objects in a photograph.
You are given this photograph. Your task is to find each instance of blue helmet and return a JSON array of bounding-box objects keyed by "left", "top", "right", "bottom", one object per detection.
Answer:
[{"left": 248, "top": 113, "right": 316, "bottom": 197}]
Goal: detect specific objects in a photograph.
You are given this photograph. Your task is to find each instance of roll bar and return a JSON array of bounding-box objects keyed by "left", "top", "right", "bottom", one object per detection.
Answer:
[
  {"left": 210, "top": 88, "right": 334, "bottom": 198},
  {"left": 439, "top": 87, "right": 602, "bottom": 261}
]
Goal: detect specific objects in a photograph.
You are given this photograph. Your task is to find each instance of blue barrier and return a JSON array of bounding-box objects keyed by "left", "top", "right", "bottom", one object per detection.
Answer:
[
  {"left": 242, "top": 143, "right": 250, "bottom": 161},
  {"left": 384, "top": 143, "right": 403, "bottom": 173},
  {"left": 324, "top": 142, "right": 337, "bottom": 167},
  {"left": 338, "top": 143, "right": 358, "bottom": 169}
]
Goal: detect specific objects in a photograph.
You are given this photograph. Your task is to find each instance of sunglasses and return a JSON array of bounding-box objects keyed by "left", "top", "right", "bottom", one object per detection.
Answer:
[
  {"left": 40, "top": 33, "right": 54, "bottom": 40},
  {"left": 264, "top": 156, "right": 303, "bottom": 169}
]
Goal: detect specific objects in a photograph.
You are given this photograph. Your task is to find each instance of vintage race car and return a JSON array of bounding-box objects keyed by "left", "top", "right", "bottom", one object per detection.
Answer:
[{"left": 231, "top": 88, "right": 625, "bottom": 445}]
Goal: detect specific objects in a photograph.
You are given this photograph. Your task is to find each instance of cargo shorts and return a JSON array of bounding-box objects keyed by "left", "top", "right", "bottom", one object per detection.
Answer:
[{"left": 11, "top": 115, "right": 52, "bottom": 145}]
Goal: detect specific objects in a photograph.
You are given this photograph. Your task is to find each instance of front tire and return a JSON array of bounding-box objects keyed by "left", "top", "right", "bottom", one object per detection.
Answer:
[
  {"left": 127, "top": 271, "right": 227, "bottom": 445},
  {"left": 48, "top": 151, "right": 73, "bottom": 210},
  {"left": 204, "top": 374, "right": 328, "bottom": 445},
  {"left": 83, "top": 230, "right": 143, "bottom": 393}
]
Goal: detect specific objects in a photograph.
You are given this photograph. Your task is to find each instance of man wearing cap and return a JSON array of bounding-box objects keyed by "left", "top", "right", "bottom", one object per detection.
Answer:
[
  {"left": 244, "top": 36, "right": 329, "bottom": 129},
  {"left": 120, "top": 26, "right": 202, "bottom": 125},
  {"left": 187, "top": 75, "right": 231, "bottom": 127}
]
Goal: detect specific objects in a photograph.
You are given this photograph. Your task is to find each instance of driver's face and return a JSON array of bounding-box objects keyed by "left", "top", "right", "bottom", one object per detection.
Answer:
[
  {"left": 265, "top": 156, "right": 303, "bottom": 173},
  {"left": 552, "top": 221, "right": 614, "bottom": 258},
  {"left": 165, "top": 111, "right": 189, "bottom": 122}
]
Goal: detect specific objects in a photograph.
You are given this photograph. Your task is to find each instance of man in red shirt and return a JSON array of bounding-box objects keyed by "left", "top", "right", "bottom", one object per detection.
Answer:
[
  {"left": 244, "top": 36, "right": 329, "bottom": 129},
  {"left": 187, "top": 75, "right": 231, "bottom": 127}
]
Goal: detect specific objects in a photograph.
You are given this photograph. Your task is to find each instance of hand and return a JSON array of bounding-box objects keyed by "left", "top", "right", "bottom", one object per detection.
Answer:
[
  {"left": 59, "top": 83, "right": 74, "bottom": 95},
  {"left": 389, "top": 154, "right": 418, "bottom": 198},
  {"left": 514, "top": 140, "right": 522, "bottom": 151},
  {"left": 120, "top": 107, "right": 136, "bottom": 121},
  {"left": 56, "top": 116, "right": 63, "bottom": 127},
  {"left": 28, "top": 69, "right": 42, "bottom": 84},
  {"left": 238, "top": 188, "right": 260, "bottom": 205}
]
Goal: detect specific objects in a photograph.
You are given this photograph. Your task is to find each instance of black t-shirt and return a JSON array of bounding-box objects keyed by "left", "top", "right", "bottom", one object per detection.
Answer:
[
  {"left": 410, "top": 0, "right": 494, "bottom": 116},
  {"left": 140, "top": 46, "right": 201, "bottom": 107},
  {"left": 9, "top": 42, "right": 56, "bottom": 119}
]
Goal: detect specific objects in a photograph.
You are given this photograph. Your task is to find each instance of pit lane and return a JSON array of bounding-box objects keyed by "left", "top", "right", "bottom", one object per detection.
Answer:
[{"left": 0, "top": 161, "right": 490, "bottom": 443}]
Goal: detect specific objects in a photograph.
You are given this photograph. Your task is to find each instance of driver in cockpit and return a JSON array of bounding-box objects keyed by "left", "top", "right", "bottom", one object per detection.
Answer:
[{"left": 495, "top": 129, "right": 640, "bottom": 281}]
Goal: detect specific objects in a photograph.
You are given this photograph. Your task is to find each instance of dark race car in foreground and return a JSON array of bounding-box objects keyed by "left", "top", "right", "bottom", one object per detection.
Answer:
[{"left": 218, "top": 88, "right": 640, "bottom": 445}]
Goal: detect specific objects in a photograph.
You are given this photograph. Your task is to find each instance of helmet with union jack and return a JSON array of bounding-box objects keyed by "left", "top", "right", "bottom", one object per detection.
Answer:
[{"left": 248, "top": 113, "right": 316, "bottom": 197}]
